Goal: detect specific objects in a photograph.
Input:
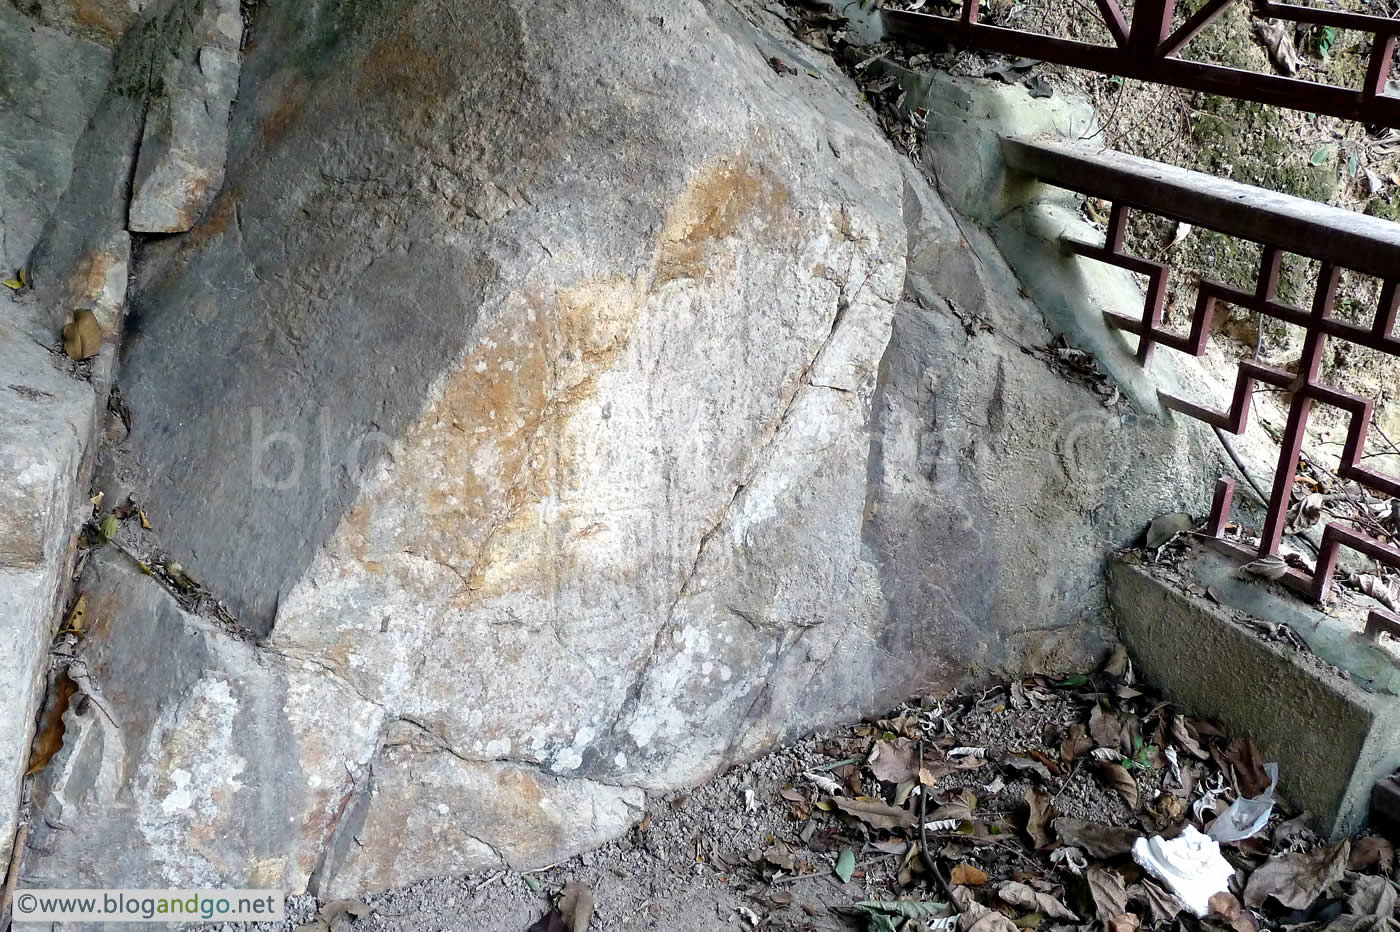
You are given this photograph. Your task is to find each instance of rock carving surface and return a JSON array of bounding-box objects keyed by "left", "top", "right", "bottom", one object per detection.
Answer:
[{"left": 2, "top": 0, "right": 1224, "bottom": 895}]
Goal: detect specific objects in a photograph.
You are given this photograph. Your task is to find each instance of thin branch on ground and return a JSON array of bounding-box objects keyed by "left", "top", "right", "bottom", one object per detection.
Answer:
[
  {"left": 0, "top": 820, "right": 30, "bottom": 932},
  {"left": 917, "top": 742, "right": 959, "bottom": 911}
]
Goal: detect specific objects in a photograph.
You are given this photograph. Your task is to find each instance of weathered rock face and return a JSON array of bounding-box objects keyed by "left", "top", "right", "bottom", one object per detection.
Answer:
[
  {"left": 0, "top": 0, "right": 115, "bottom": 871},
  {"left": 127, "top": 0, "right": 242, "bottom": 232},
  {"left": 11, "top": 0, "right": 151, "bottom": 47},
  {"left": 16, "top": 0, "right": 1223, "bottom": 899},
  {"left": 0, "top": 0, "right": 246, "bottom": 875},
  {"left": 0, "top": 3, "right": 111, "bottom": 274}
]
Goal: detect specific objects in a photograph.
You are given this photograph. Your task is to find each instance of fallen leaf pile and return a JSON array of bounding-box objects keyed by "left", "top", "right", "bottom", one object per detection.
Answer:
[{"left": 706, "top": 647, "right": 1396, "bottom": 932}]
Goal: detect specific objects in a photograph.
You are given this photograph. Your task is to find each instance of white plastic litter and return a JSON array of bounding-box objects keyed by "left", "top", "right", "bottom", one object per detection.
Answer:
[
  {"left": 1206, "top": 762, "right": 1279, "bottom": 843},
  {"left": 1131, "top": 826, "right": 1236, "bottom": 917}
]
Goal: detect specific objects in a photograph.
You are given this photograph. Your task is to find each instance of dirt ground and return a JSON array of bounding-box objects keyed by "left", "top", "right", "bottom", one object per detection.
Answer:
[{"left": 222, "top": 646, "right": 1395, "bottom": 932}]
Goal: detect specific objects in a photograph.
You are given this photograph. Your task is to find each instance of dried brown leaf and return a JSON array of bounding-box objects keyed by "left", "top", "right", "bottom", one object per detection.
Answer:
[
  {"left": 1348, "top": 875, "right": 1397, "bottom": 917},
  {"left": 1253, "top": 19, "right": 1300, "bottom": 75},
  {"left": 1240, "top": 553, "right": 1289, "bottom": 580},
  {"left": 869, "top": 738, "right": 920, "bottom": 784},
  {"left": 1243, "top": 841, "right": 1350, "bottom": 910},
  {"left": 1170, "top": 715, "right": 1209, "bottom": 760},
  {"left": 1350, "top": 836, "right": 1395, "bottom": 874},
  {"left": 1085, "top": 868, "right": 1129, "bottom": 924},
  {"left": 762, "top": 843, "right": 796, "bottom": 871},
  {"left": 1357, "top": 574, "right": 1399, "bottom": 613},
  {"left": 998, "top": 881, "right": 1078, "bottom": 921},
  {"left": 1103, "top": 643, "right": 1130, "bottom": 677},
  {"left": 834, "top": 795, "right": 915, "bottom": 830},
  {"left": 1230, "top": 911, "right": 1261, "bottom": 932},
  {"left": 1208, "top": 892, "right": 1242, "bottom": 921},
  {"left": 951, "top": 863, "right": 989, "bottom": 886},
  {"left": 1053, "top": 818, "right": 1138, "bottom": 858},
  {"left": 1003, "top": 755, "right": 1054, "bottom": 782},
  {"left": 923, "top": 752, "right": 990, "bottom": 782},
  {"left": 1211, "top": 894, "right": 1261, "bottom": 932},
  {"left": 62, "top": 309, "right": 101, "bottom": 360},
  {"left": 1220, "top": 738, "right": 1270, "bottom": 798},
  {"left": 928, "top": 801, "right": 975, "bottom": 823},
  {"left": 1127, "top": 880, "right": 1186, "bottom": 925},
  {"left": 60, "top": 594, "right": 88, "bottom": 635},
  {"left": 1061, "top": 724, "right": 1093, "bottom": 763},
  {"left": 25, "top": 672, "right": 78, "bottom": 776},
  {"left": 1024, "top": 788, "right": 1055, "bottom": 850},
  {"left": 1094, "top": 761, "right": 1139, "bottom": 809},
  {"left": 960, "top": 902, "right": 1021, "bottom": 932},
  {"left": 1107, "top": 912, "right": 1140, "bottom": 932},
  {"left": 1090, "top": 705, "right": 1124, "bottom": 750}
]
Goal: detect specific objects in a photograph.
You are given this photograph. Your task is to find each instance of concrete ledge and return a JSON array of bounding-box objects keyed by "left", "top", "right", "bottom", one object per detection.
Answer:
[{"left": 1109, "top": 548, "right": 1400, "bottom": 837}]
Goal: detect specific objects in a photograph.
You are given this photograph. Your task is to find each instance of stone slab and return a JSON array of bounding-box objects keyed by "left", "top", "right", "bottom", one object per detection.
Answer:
[
  {"left": 1109, "top": 547, "right": 1400, "bottom": 836},
  {"left": 127, "top": 0, "right": 242, "bottom": 232},
  {"left": 0, "top": 298, "right": 102, "bottom": 870},
  {"left": 0, "top": 3, "right": 110, "bottom": 274}
]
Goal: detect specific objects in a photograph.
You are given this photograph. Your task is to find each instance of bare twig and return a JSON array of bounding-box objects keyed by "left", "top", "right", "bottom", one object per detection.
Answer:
[
  {"left": 1213, "top": 426, "right": 1270, "bottom": 510},
  {"left": 472, "top": 870, "right": 504, "bottom": 892},
  {"left": 926, "top": 832, "right": 1043, "bottom": 869},
  {"left": 1051, "top": 756, "right": 1084, "bottom": 804},
  {"left": 1371, "top": 417, "right": 1400, "bottom": 459},
  {"left": 1211, "top": 426, "right": 1321, "bottom": 556},
  {"left": 917, "top": 742, "right": 959, "bottom": 911},
  {"left": 1, "top": 821, "right": 30, "bottom": 932}
]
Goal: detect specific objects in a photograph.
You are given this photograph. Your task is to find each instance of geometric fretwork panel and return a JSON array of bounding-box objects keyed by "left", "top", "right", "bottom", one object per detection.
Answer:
[{"left": 1075, "top": 201, "right": 1400, "bottom": 619}]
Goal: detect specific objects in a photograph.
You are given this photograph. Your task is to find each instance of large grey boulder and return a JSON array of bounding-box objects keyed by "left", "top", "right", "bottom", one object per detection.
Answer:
[
  {"left": 18, "top": 0, "right": 1222, "bottom": 898},
  {"left": 0, "top": 305, "right": 105, "bottom": 872}
]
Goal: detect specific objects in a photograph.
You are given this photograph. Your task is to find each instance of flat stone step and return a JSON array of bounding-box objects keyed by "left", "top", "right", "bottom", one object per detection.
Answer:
[{"left": 1109, "top": 543, "right": 1400, "bottom": 837}]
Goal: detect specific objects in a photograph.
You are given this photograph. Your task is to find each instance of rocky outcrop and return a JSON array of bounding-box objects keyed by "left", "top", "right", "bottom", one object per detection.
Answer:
[
  {"left": 0, "top": 1, "right": 115, "bottom": 871},
  {"left": 127, "top": 0, "right": 242, "bottom": 232},
  {"left": 0, "top": 3, "right": 111, "bottom": 274},
  {"left": 10, "top": 0, "right": 1226, "bottom": 899},
  {"left": 9, "top": 0, "right": 150, "bottom": 47},
  {"left": 0, "top": 0, "right": 241, "bottom": 874}
]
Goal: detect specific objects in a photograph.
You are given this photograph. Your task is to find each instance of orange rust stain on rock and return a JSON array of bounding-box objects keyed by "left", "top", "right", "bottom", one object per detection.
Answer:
[
  {"left": 356, "top": 31, "right": 457, "bottom": 111},
  {"left": 183, "top": 189, "right": 238, "bottom": 251},
  {"left": 57, "top": 249, "right": 124, "bottom": 331},
  {"left": 170, "top": 176, "right": 216, "bottom": 231},
  {"left": 74, "top": 0, "right": 125, "bottom": 41},
  {"left": 494, "top": 766, "right": 545, "bottom": 809},
  {"left": 341, "top": 277, "right": 647, "bottom": 595},
  {"left": 262, "top": 92, "right": 305, "bottom": 144},
  {"left": 656, "top": 153, "right": 791, "bottom": 284}
]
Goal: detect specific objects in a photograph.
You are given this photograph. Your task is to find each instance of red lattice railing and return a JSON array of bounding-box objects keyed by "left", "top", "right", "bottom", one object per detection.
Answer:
[
  {"left": 1003, "top": 136, "right": 1400, "bottom": 638},
  {"left": 883, "top": 0, "right": 1400, "bottom": 128}
]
